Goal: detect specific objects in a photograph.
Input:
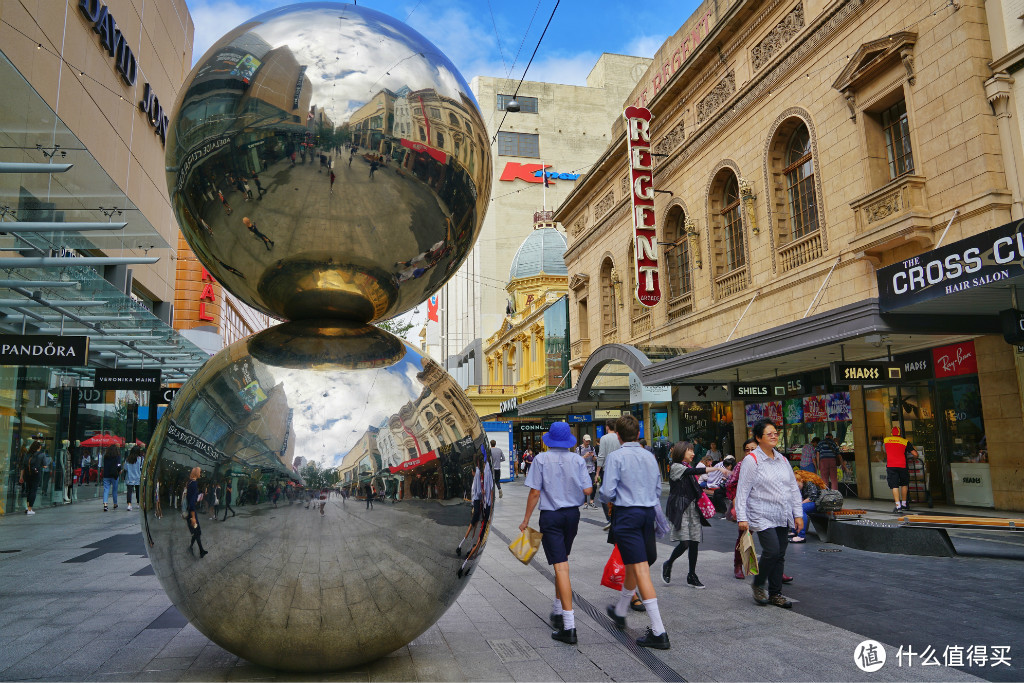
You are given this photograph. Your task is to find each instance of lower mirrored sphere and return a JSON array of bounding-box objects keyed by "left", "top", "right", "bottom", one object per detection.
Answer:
[{"left": 141, "top": 321, "right": 494, "bottom": 671}]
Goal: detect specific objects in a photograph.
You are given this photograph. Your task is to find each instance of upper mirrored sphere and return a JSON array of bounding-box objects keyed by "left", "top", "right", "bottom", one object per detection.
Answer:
[{"left": 165, "top": 2, "right": 491, "bottom": 322}]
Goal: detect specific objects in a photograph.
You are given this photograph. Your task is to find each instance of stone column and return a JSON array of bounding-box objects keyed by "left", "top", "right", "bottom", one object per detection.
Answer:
[
  {"left": 975, "top": 335, "right": 1024, "bottom": 512},
  {"left": 984, "top": 72, "right": 1024, "bottom": 220}
]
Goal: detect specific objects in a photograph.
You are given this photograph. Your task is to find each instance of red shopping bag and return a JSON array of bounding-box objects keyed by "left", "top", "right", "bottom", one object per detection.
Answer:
[{"left": 601, "top": 545, "right": 625, "bottom": 590}]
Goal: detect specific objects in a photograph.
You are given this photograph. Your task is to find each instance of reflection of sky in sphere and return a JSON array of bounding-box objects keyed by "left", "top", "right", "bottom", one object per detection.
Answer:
[
  {"left": 246, "top": 2, "right": 477, "bottom": 125},
  {"left": 267, "top": 349, "right": 426, "bottom": 468}
]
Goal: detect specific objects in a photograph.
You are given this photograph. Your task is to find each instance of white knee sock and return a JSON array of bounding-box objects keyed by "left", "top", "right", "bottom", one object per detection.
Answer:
[
  {"left": 562, "top": 609, "right": 575, "bottom": 629},
  {"left": 615, "top": 586, "right": 632, "bottom": 617},
  {"left": 643, "top": 598, "right": 665, "bottom": 635},
  {"left": 552, "top": 598, "right": 563, "bottom": 615}
]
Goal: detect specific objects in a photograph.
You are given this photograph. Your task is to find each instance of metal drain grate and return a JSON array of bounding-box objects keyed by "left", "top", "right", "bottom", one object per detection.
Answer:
[
  {"left": 0, "top": 549, "right": 21, "bottom": 553},
  {"left": 490, "top": 527, "right": 686, "bottom": 682}
]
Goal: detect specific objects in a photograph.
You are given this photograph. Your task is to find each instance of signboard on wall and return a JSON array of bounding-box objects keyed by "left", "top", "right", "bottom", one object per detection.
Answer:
[
  {"left": 628, "top": 372, "right": 672, "bottom": 403},
  {"left": 94, "top": 368, "right": 161, "bottom": 390},
  {"left": 932, "top": 341, "right": 977, "bottom": 378},
  {"left": 624, "top": 106, "right": 661, "bottom": 307},
  {"left": 0, "top": 335, "right": 89, "bottom": 367},
  {"left": 482, "top": 421, "right": 514, "bottom": 482}
]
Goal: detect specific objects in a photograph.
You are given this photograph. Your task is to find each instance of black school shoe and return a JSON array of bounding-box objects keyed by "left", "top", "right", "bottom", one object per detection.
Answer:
[
  {"left": 636, "top": 627, "right": 670, "bottom": 650},
  {"left": 550, "top": 613, "right": 563, "bottom": 630},
  {"left": 551, "top": 628, "right": 577, "bottom": 644},
  {"left": 606, "top": 605, "right": 626, "bottom": 629}
]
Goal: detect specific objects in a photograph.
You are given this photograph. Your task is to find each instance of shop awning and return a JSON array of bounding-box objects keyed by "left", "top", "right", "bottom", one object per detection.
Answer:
[
  {"left": 399, "top": 138, "right": 447, "bottom": 164},
  {"left": 640, "top": 299, "right": 997, "bottom": 387},
  {"left": 388, "top": 450, "right": 438, "bottom": 473}
]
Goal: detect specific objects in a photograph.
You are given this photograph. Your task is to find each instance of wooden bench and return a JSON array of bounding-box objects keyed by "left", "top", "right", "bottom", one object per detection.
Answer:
[{"left": 898, "top": 515, "right": 1023, "bottom": 531}]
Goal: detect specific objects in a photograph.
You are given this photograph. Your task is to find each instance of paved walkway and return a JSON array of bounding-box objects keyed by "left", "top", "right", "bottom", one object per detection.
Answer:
[{"left": 0, "top": 482, "right": 1021, "bottom": 682}]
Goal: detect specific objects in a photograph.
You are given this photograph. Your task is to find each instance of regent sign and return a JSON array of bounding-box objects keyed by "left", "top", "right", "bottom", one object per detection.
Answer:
[
  {"left": 78, "top": 0, "right": 169, "bottom": 145},
  {"left": 624, "top": 106, "right": 661, "bottom": 307}
]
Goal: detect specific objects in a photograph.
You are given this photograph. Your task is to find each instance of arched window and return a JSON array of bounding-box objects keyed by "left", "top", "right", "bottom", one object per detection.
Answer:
[
  {"left": 600, "top": 257, "right": 617, "bottom": 335},
  {"left": 721, "top": 176, "right": 744, "bottom": 272},
  {"left": 784, "top": 125, "right": 817, "bottom": 239},
  {"left": 665, "top": 207, "right": 692, "bottom": 300}
]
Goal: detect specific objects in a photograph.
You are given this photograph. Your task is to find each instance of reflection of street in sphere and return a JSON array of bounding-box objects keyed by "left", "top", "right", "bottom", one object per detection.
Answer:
[
  {"left": 143, "top": 324, "right": 487, "bottom": 671},
  {"left": 165, "top": 3, "right": 491, "bottom": 323},
  {"left": 151, "top": 2, "right": 492, "bottom": 672}
]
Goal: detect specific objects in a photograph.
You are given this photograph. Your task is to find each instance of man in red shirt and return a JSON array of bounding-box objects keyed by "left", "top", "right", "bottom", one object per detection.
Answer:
[{"left": 883, "top": 427, "right": 917, "bottom": 514}]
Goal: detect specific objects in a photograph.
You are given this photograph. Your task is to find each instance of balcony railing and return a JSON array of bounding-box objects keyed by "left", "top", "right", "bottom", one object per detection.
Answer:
[
  {"left": 631, "top": 312, "right": 652, "bottom": 337},
  {"left": 778, "top": 230, "right": 823, "bottom": 272},
  {"left": 715, "top": 266, "right": 747, "bottom": 299},
  {"left": 570, "top": 338, "right": 591, "bottom": 358},
  {"left": 602, "top": 328, "right": 617, "bottom": 344},
  {"left": 465, "top": 384, "right": 517, "bottom": 395},
  {"left": 667, "top": 292, "right": 693, "bottom": 319}
]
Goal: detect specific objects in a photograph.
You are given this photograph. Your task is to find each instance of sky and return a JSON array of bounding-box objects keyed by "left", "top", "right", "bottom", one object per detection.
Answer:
[
  {"left": 184, "top": 0, "right": 704, "bottom": 344},
  {"left": 187, "top": 0, "right": 703, "bottom": 85}
]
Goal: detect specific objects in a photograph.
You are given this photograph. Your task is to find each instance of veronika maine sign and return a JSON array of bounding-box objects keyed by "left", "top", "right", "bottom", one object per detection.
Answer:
[
  {"left": 0, "top": 335, "right": 89, "bottom": 367},
  {"left": 877, "top": 219, "right": 1024, "bottom": 311}
]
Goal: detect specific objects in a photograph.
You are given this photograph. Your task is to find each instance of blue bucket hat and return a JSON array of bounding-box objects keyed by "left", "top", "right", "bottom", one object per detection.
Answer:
[{"left": 542, "top": 421, "right": 576, "bottom": 449}]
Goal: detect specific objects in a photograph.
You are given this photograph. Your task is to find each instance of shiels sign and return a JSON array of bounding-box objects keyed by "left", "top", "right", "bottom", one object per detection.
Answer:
[
  {"left": 624, "top": 106, "right": 661, "bottom": 307},
  {"left": 877, "top": 219, "right": 1024, "bottom": 312}
]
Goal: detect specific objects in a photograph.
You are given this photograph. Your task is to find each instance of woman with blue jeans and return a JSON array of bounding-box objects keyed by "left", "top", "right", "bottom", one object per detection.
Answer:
[
  {"left": 100, "top": 444, "right": 122, "bottom": 512},
  {"left": 791, "top": 470, "right": 826, "bottom": 542}
]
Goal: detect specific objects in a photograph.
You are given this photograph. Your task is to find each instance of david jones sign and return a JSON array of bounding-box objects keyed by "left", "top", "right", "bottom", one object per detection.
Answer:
[
  {"left": 78, "top": 0, "right": 169, "bottom": 145},
  {"left": 624, "top": 106, "right": 661, "bottom": 307}
]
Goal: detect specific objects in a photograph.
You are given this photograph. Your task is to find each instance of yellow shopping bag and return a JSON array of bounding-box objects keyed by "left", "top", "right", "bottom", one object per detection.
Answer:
[
  {"left": 739, "top": 530, "right": 759, "bottom": 576},
  {"left": 508, "top": 527, "right": 543, "bottom": 564}
]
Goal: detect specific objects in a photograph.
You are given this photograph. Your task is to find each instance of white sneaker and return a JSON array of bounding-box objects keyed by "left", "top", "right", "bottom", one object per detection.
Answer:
[
  {"left": 127, "top": 504, "right": 132, "bottom": 511},
  {"left": 26, "top": 510, "right": 35, "bottom": 515}
]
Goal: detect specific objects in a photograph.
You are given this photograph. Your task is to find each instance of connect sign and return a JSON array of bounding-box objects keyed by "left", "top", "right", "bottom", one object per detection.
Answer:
[
  {"left": 624, "top": 106, "right": 661, "bottom": 307},
  {"left": 199, "top": 267, "right": 216, "bottom": 321}
]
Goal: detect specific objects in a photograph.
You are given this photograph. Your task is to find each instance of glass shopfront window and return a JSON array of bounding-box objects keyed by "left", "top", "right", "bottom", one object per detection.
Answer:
[
  {"left": 863, "top": 341, "right": 991, "bottom": 507},
  {"left": 677, "top": 401, "right": 734, "bottom": 456}
]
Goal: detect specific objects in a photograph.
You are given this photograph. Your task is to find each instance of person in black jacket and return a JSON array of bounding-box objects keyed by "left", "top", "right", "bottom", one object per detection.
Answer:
[
  {"left": 19, "top": 441, "right": 44, "bottom": 515},
  {"left": 101, "top": 444, "right": 122, "bottom": 512},
  {"left": 791, "top": 470, "right": 826, "bottom": 543},
  {"left": 186, "top": 467, "right": 208, "bottom": 557},
  {"left": 661, "top": 442, "right": 727, "bottom": 588}
]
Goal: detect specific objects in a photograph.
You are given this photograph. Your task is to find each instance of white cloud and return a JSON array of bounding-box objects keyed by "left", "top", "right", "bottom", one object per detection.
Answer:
[
  {"left": 189, "top": 0, "right": 268, "bottom": 64},
  {"left": 625, "top": 34, "right": 668, "bottom": 59}
]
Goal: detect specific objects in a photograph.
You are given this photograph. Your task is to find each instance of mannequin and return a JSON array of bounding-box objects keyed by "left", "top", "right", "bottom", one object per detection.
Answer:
[{"left": 59, "top": 440, "right": 72, "bottom": 503}]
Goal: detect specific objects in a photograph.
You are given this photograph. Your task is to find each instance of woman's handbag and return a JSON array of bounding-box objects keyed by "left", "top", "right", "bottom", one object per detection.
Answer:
[
  {"left": 601, "top": 545, "right": 625, "bottom": 590},
  {"left": 508, "top": 527, "right": 542, "bottom": 564},
  {"left": 654, "top": 504, "right": 671, "bottom": 539},
  {"left": 697, "top": 492, "right": 716, "bottom": 520},
  {"left": 739, "top": 530, "right": 759, "bottom": 576}
]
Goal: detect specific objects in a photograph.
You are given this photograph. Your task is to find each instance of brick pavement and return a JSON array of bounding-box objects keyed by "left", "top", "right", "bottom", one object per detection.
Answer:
[{"left": 0, "top": 482, "right": 1020, "bottom": 682}]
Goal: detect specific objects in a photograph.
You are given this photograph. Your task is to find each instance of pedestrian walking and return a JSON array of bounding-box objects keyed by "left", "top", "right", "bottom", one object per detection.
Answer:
[
  {"left": 369, "top": 158, "right": 379, "bottom": 180},
  {"left": 100, "top": 444, "right": 121, "bottom": 512},
  {"left": 576, "top": 435, "right": 597, "bottom": 507},
  {"left": 520, "top": 422, "right": 593, "bottom": 644},
  {"left": 186, "top": 467, "right": 208, "bottom": 558},
  {"left": 348, "top": 148, "right": 354, "bottom": 167},
  {"left": 217, "top": 189, "right": 232, "bottom": 215},
  {"left": 364, "top": 482, "right": 374, "bottom": 510},
  {"left": 597, "top": 420, "right": 620, "bottom": 528},
  {"left": 329, "top": 170, "right": 336, "bottom": 194},
  {"left": 661, "top": 442, "right": 725, "bottom": 588},
  {"left": 735, "top": 419, "right": 803, "bottom": 609},
  {"left": 241, "top": 179, "right": 253, "bottom": 201},
  {"left": 242, "top": 216, "right": 274, "bottom": 250},
  {"left": 599, "top": 414, "right": 670, "bottom": 650},
  {"left": 251, "top": 173, "right": 265, "bottom": 199},
  {"left": 491, "top": 440, "right": 505, "bottom": 499},
  {"left": 457, "top": 449, "right": 493, "bottom": 577},
  {"left": 19, "top": 441, "right": 44, "bottom": 515},
  {"left": 124, "top": 445, "right": 142, "bottom": 511},
  {"left": 221, "top": 481, "right": 236, "bottom": 520},
  {"left": 154, "top": 479, "right": 163, "bottom": 518},
  {"left": 815, "top": 432, "right": 843, "bottom": 490}
]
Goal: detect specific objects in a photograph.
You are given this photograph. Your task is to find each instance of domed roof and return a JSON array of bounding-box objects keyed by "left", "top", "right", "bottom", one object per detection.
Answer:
[{"left": 509, "top": 228, "right": 568, "bottom": 280}]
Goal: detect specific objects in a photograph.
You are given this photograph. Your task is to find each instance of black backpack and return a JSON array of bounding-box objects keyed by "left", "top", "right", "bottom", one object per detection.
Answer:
[{"left": 817, "top": 489, "right": 844, "bottom": 512}]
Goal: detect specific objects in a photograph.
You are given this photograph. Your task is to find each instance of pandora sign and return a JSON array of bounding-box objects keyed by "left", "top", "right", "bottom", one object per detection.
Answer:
[{"left": 624, "top": 106, "right": 661, "bottom": 307}]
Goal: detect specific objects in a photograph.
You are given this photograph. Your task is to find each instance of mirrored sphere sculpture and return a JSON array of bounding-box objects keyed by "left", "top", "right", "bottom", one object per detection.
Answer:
[
  {"left": 142, "top": 321, "right": 492, "bottom": 671},
  {"left": 165, "top": 2, "right": 492, "bottom": 322}
]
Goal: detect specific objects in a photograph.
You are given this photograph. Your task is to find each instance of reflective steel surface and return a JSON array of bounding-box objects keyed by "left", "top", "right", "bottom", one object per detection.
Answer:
[
  {"left": 142, "top": 321, "right": 492, "bottom": 671},
  {"left": 165, "top": 3, "right": 491, "bottom": 322}
]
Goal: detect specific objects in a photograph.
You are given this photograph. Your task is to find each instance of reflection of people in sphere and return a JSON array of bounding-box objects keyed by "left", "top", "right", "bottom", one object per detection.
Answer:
[{"left": 242, "top": 216, "right": 274, "bottom": 251}]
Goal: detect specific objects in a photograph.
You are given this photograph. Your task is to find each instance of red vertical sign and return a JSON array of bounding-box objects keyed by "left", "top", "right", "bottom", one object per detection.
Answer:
[{"left": 624, "top": 106, "right": 661, "bottom": 307}]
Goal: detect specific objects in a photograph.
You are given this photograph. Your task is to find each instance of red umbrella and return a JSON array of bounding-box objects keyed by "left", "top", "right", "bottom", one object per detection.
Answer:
[{"left": 80, "top": 433, "right": 124, "bottom": 447}]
